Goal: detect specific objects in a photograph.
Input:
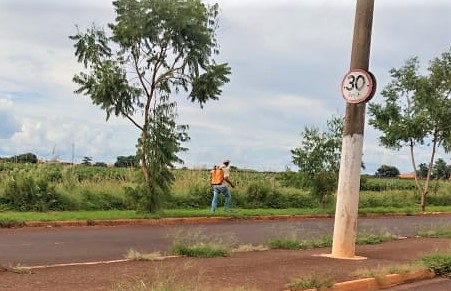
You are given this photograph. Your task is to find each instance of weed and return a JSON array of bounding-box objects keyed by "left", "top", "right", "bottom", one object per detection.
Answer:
[
  {"left": 111, "top": 262, "right": 204, "bottom": 291},
  {"left": 231, "top": 244, "right": 268, "bottom": 253},
  {"left": 0, "top": 263, "right": 33, "bottom": 274},
  {"left": 171, "top": 244, "right": 229, "bottom": 257},
  {"left": 266, "top": 238, "right": 301, "bottom": 249},
  {"left": 168, "top": 228, "right": 233, "bottom": 257},
  {"left": 125, "top": 249, "right": 164, "bottom": 261},
  {"left": 352, "top": 262, "right": 423, "bottom": 279},
  {"left": 0, "top": 219, "right": 25, "bottom": 228},
  {"left": 288, "top": 274, "right": 334, "bottom": 290},
  {"left": 421, "top": 252, "right": 451, "bottom": 277},
  {"left": 417, "top": 226, "right": 451, "bottom": 238},
  {"left": 267, "top": 232, "right": 398, "bottom": 250},
  {"left": 356, "top": 232, "right": 398, "bottom": 245}
]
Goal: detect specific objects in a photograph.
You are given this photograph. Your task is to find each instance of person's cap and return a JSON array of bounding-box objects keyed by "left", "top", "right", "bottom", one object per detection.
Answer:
[{"left": 223, "top": 159, "right": 230, "bottom": 164}]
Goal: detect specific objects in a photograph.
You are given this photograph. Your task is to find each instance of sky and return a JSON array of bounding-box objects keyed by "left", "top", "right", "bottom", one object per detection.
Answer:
[{"left": 0, "top": 0, "right": 450, "bottom": 174}]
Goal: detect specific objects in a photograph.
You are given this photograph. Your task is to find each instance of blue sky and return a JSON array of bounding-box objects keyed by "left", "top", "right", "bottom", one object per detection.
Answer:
[{"left": 0, "top": 0, "right": 450, "bottom": 173}]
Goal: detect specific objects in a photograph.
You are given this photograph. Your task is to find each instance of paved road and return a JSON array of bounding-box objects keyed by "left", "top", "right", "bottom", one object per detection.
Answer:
[
  {"left": 0, "top": 215, "right": 450, "bottom": 266},
  {"left": 386, "top": 277, "right": 451, "bottom": 290}
]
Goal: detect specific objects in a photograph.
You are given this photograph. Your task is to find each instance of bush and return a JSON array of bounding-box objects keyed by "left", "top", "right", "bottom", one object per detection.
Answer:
[
  {"left": 421, "top": 253, "right": 451, "bottom": 277},
  {"left": 1, "top": 176, "right": 70, "bottom": 211}
]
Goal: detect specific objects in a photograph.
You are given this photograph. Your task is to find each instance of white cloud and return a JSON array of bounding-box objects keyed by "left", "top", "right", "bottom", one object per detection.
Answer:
[{"left": 0, "top": 0, "right": 449, "bottom": 173}]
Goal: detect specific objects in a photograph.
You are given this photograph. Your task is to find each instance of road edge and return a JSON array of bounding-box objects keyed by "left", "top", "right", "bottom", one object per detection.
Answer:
[{"left": 21, "top": 211, "right": 451, "bottom": 228}]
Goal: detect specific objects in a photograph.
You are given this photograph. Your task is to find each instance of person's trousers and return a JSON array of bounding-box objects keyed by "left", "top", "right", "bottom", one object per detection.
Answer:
[{"left": 211, "top": 185, "right": 231, "bottom": 212}]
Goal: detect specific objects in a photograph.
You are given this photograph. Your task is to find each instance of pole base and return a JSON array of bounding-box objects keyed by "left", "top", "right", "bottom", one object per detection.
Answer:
[{"left": 315, "top": 254, "right": 367, "bottom": 260}]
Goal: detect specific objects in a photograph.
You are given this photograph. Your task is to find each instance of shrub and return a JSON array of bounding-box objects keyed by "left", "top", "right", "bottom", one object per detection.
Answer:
[
  {"left": 1, "top": 176, "right": 69, "bottom": 211},
  {"left": 421, "top": 253, "right": 451, "bottom": 277}
]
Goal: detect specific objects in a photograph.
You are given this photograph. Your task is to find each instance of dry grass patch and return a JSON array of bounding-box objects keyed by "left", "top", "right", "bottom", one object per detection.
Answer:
[
  {"left": 351, "top": 262, "right": 424, "bottom": 280},
  {"left": 231, "top": 244, "right": 268, "bottom": 253},
  {"left": 125, "top": 249, "right": 165, "bottom": 261}
]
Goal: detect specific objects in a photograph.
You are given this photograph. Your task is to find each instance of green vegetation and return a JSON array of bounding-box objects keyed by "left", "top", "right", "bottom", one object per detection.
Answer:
[
  {"left": 375, "top": 165, "right": 400, "bottom": 178},
  {"left": 171, "top": 244, "right": 229, "bottom": 257},
  {"left": 417, "top": 226, "right": 451, "bottom": 238},
  {"left": 291, "top": 115, "right": 343, "bottom": 206},
  {"left": 70, "top": 0, "right": 231, "bottom": 213},
  {"left": 368, "top": 47, "right": 451, "bottom": 211},
  {"left": 0, "top": 162, "right": 450, "bottom": 223},
  {"left": 168, "top": 228, "right": 232, "bottom": 257},
  {"left": 266, "top": 232, "right": 398, "bottom": 250},
  {"left": 421, "top": 252, "right": 451, "bottom": 277}
]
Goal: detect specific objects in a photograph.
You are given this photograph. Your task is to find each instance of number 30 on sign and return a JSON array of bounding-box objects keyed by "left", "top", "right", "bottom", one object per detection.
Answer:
[{"left": 341, "top": 69, "right": 376, "bottom": 103}]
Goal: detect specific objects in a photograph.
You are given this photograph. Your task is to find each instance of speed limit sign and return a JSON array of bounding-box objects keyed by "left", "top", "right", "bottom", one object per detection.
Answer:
[{"left": 341, "top": 69, "right": 376, "bottom": 103}]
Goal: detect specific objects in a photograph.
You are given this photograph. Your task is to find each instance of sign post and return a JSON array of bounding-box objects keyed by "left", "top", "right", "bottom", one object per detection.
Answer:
[{"left": 331, "top": 0, "right": 375, "bottom": 259}]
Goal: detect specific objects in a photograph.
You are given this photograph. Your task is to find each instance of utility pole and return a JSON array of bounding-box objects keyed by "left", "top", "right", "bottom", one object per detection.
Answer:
[{"left": 331, "top": 0, "right": 375, "bottom": 258}]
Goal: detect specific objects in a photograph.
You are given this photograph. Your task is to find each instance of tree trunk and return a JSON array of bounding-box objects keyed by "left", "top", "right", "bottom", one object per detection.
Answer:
[
  {"left": 139, "top": 130, "right": 154, "bottom": 212},
  {"left": 409, "top": 140, "right": 423, "bottom": 196},
  {"left": 420, "top": 133, "right": 438, "bottom": 212}
]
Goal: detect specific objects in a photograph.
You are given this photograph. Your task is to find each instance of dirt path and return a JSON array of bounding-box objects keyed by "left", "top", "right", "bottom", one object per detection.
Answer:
[{"left": 1, "top": 237, "right": 450, "bottom": 291}]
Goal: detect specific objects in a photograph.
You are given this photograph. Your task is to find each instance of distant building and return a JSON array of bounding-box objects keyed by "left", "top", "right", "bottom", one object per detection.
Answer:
[{"left": 398, "top": 173, "right": 416, "bottom": 180}]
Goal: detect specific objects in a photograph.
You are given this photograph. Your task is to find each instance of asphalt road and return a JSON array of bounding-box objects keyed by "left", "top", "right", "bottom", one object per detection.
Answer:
[
  {"left": 0, "top": 215, "right": 450, "bottom": 266},
  {"left": 386, "top": 277, "right": 451, "bottom": 290}
]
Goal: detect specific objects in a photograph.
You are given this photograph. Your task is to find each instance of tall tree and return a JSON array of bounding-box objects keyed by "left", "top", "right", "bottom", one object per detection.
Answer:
[
  {"left": 368, "top": 48, "right": 451, "bottom": 211},
  {"left": 81, "top": 156, "right": 93, "bottom": 166},
  {"left": 291, "top": 115, "right": 343, "bottom": 205},
  {"left": 70, "top": 0, "right": 231, "bottom": 212}
]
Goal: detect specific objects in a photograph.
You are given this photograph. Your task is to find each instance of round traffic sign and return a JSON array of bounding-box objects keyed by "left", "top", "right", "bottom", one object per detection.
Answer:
[{"left": 341, "top": 69, "right": 375, "bottom": 103}]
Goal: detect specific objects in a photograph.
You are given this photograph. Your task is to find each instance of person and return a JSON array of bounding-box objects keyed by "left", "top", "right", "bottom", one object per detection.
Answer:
[{"left": 210, "top": 159, "right": 235, "bottom": 212}]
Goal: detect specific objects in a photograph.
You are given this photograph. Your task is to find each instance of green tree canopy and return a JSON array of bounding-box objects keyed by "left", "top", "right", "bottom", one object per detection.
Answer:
[
  {"left": 291, "top": 115, "right": 343, "bottom": 205},
  {"left": 375, "top": 165, "right": 400, "bottom": 178},
  {"left": 2, "top": 153, "right": 38, "bottom": 164},
  {"left": 70, "top": 0, "right": 231, "bottom": 212},
  {"left": 114, "top": 155, "right": 139, "bottom": 168}
]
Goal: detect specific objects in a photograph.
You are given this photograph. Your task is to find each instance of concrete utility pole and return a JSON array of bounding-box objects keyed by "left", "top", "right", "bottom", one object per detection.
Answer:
[{"left": 331, "top": 0, "right": 375, "bottom": 258}]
